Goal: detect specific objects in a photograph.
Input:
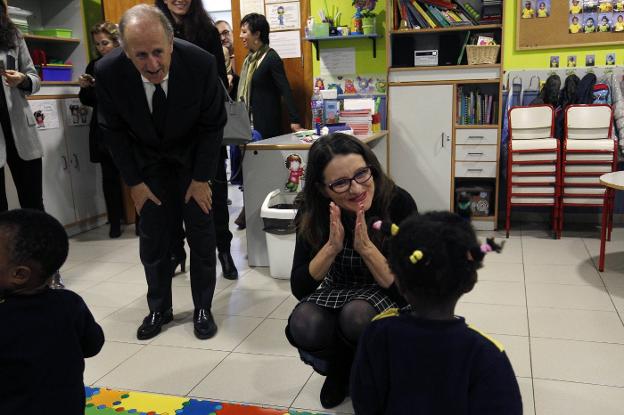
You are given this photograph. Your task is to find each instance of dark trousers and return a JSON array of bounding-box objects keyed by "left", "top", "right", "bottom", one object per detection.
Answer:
[
  {"left": 0, "top": 130, "right": 43, "bottom": 212},
  {"left": 99, "top": 152, "right": 124, "bottom": 226},
  {"left": 171, "top": 147, "right": 232, "bottom": 255},
  {"left": 139, "top": 167, "right": 217, "bottom": 312}
]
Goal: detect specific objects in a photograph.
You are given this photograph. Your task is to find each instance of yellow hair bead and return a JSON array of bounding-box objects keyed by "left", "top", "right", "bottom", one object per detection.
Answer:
[
  {"left": 409, "top": 250, "right": 424, "bottom": 264},
  {"left": 390, "top": 224, "right": 399, "bottom": 236}
]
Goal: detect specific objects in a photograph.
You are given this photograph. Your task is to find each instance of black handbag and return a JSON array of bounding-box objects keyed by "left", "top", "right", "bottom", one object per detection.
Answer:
[{"left": 220, "top": 80, "right": 252, "bottom": 146}]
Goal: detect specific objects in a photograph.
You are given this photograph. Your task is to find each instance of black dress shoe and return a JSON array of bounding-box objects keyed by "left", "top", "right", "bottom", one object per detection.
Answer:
[
  {"left": 109, "top": 223, "right": 121, "bottom": 239},
  {"left": 320, "top": 371, "right": 349, "bottom": 409},
  {"left": 218, "top": 251, "right": 238, "bottom": 280},
  {"left": 137, "top": 309, "right": 173, "bottom": 340},
  {"left": 193, "top": 308, "right": 217, "bottom": 339}
]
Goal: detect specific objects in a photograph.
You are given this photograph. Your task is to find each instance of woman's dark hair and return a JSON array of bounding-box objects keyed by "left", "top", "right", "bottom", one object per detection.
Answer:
[
  {"left": 155, "top": 0, "right": 215, "bottom": 45},
  {"left": 0, "top": 2, "right": 20, "bottom": 49},
  {"left": 295, "top": 133, "right": 396, "bottom": 251},
  {"left": 90, "top": 21, "right": 120, "bottom": 49},
  {"left": 0, "top": 209, "right": 68, "bottom": 279},
  {"left": 241, "top": 13, "right": 270, "bottom": 44},
  {"left": 388, "top": 211, "right": 483, "bottom": 304}
]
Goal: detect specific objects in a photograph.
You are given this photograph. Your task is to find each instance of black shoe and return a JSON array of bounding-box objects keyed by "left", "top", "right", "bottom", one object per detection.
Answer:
[
  {"left": 171, "top": 252, "right": 186, "bottom": 275},
  {"left": 137, "top": 309, "right": 173, "bottom": 340},
  {"left": 234, "top": 208, "right": 246, "bottom": 230},
  {"left": 320, "top": 371, "right": 348, "bottom": 409},
  {"left": 218, "top": 251, "right": 238, "bottom": 280},
  {"left": 193, "top": 308, "right": 217, "bottom": 339},
  {"left": 227, "top": 198, "right": 232, "bottom": 205},
  {"left": 109, "top": 223, "right": 121, "bottom": 239}
]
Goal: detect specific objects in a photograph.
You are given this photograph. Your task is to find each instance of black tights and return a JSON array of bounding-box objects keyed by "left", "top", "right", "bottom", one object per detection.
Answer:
[{"left": 288, "top": 300, "right": 377, "bottom": 352}]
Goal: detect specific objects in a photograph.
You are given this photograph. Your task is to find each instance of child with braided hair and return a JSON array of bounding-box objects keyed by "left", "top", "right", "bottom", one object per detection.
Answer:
[{"left": 350, "top": 211, "right": 522, "bottom": 415}]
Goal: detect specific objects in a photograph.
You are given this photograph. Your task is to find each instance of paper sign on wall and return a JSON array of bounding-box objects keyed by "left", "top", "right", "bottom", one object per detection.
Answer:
[
  {"left": 266, "top": 2, "right": 300, "bottom": 30},
  {"left": 240, "top": 0, "right": 265, "bottom": 18},
  {"left": 29, "top": 100, "right": 60, "bottom": 130},
  {"left": 320, "top": 48, "right": 356, "bottom": 77},
  {"left": 64, "top": 98, "right": 91, "bottom": 126},
  {"left": 269, "top": 30, "right": 301, "bottom": 58}
]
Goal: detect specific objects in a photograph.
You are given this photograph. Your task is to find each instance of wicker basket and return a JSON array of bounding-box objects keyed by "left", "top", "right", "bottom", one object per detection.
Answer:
[{"left": 466, "top": 45, "right": 500, "bottom": 65}]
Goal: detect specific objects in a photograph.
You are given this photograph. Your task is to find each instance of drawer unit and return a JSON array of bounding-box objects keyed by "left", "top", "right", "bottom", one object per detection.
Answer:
[
  {"left": 455, "top": 161, "right": 497, "bottom": 178},
  {"left": 455, "top": 145, "right": 497, "bottom": 162},
  {"left": 455, "top": 129, "right": 498, "bottom": 145}
]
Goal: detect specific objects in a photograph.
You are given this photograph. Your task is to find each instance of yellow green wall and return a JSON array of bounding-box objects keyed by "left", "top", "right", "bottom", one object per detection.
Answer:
[
  {"left": 310, "top": 0, "right": 387, "bottom": 82},
  {"left": 504, "top": 0, "right": 624, "bottom": 69},
  {"left": 82, "top": 0, "right": 104, "bottom": 60}
]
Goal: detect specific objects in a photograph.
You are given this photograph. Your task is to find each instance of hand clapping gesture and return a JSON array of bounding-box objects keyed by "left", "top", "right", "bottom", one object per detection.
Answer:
[
  {"left": 327, "top": 201, "right": 344, "bottom": 255},
  {"left": 353, "top": 202, "right": 374, "bottom": 255}
]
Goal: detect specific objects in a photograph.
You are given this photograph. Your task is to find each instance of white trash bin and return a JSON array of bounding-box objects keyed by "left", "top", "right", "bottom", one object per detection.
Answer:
[{"left": 261, "top": 189, "right": 298, "bottom": 279}]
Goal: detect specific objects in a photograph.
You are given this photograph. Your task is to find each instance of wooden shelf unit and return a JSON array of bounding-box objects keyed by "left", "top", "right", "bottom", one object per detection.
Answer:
[{"left": 390, "top": 24, "right": 502, "bottom": 35}]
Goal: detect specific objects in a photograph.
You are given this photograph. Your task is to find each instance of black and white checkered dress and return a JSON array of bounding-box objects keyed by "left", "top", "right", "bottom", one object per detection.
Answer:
[{"left": 301, "top": 234, "right": 397, "bottom": 313}]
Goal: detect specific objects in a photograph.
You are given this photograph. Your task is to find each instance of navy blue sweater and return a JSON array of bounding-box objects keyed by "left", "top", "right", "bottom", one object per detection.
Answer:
[
  {"left": 0, "top": 288, "right": 105, "bottom": 415},
  {"left": 351, "top": 309, "right": 523, "bottom": 415}
]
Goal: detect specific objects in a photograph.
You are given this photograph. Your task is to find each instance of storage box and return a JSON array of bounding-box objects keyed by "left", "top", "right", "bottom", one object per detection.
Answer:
[
  {"left": 33, "top": 28, "right": 73, "bottom": 38},
  {"left": 41, "top": 64, "right": 72, "bottom": 82},
  {"left": 455, "top": 185, "right": 493, "bottom": 217}
]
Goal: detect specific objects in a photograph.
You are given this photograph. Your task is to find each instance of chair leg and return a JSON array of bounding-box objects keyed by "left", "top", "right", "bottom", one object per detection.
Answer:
[{"left": 607, "top": 191, "right": 614, "bottom": 242}]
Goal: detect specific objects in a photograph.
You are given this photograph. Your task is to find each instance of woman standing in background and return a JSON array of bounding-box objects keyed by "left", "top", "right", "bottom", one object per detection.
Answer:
[
  {"left": 155, "top": 0, "right": 239, "bottom": 280},
  {"left": 79, "top": 22, "right": 124, "bottom": 238}
]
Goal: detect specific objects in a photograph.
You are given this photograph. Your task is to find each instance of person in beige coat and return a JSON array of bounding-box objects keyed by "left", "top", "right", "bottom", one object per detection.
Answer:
[{"left": 0, "top": 1, "right": 43, "bottom": 212}]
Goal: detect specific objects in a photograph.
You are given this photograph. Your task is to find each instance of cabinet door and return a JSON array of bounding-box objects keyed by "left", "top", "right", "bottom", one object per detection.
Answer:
[
  {"left": 63, "top": 106, "right": 106, "bottom": 222},
  {"left": 388, "top": 84, "right": 453, "bottom": 212},
  {"left": 38, "top": 126, "right": 77, "bottom": 226}
]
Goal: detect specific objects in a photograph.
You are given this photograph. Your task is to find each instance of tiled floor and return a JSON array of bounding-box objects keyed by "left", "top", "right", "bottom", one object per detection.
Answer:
[{"left": 67, "top": 186, "right": 624, "bottom": 414}]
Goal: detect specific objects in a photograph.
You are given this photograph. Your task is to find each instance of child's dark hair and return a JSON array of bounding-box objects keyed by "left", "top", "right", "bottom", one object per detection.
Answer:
[
  {"left": 385, "top": 211, "right": 484, "bottom": 303},
  {"left": 0, "top": 209, "right": 68, "bottom": 279}
]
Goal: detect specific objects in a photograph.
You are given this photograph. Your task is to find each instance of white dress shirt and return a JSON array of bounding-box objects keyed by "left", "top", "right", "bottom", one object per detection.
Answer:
[{"left": 141, "top": 74, "right": 169, "bottom": 113}]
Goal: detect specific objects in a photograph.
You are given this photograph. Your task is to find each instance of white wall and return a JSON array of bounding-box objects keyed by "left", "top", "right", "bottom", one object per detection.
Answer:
[{"left": 202, "top": 0, "right": 232, "bottom": 25}]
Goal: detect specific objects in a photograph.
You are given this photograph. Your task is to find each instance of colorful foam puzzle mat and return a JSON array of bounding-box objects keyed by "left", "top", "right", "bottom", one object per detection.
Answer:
[{"left": 85, "top": 387, "right": 328, "bottom": 415}]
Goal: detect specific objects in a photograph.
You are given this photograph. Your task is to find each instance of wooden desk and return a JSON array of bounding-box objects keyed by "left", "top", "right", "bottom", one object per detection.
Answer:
[
  {"left": 243, "top": 131, "right": 389, "bottom": 267},
  {"left": 598, "top": 171, "right": 622, "bottom": 271}
]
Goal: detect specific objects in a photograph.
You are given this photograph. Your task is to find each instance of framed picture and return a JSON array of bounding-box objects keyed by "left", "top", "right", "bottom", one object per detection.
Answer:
[
  {"left": 570, "top": 14, "right": 584, "bottom": 32},
  {"left": 550, "top": 56, "right": 560, "bottom": 67},
  {"left": 584, "top": 13, "right": 598, "bottom": 32},
  {"left": 598, "top": 12, "right": 613, "bottom": 31},
  {"left": 570, "top": 0, "right": 583, "bottom": 13},
  {"left": 599, "top": 0, "right": 614, "bottom": 12},
  {"left": 567, "top": 55, "right": 577, "bottom": 67},
  {"left": 521, "top": 0, "right": 537, "bottom": 18},
  {"left": 584, "top": 0, "right": 599, "bottom": 12},
  {"left": 614, "top": 13, "right": 624, "bottom": 30},
  {"left": 537, "top": 0, "right": 551, "bottom": 17},
  {"left": 585, "top": 54, "right": 595, "bottom": 66},
  {"left": 606, "top": 52, "right": 616, "bottom": 65}
]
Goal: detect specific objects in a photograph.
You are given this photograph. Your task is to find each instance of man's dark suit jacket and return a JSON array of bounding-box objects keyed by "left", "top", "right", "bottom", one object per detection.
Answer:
[{"left": 95, "top": 38, "right": 226, "bottom": 187}]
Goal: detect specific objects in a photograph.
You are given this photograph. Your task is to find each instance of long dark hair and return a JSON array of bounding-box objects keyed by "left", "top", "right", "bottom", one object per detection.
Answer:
[
  {"left": 0, "top": 1, "right": 19, "bottom": 49},
  {"left": 155, "top": 0, "right": 215, "bottom": 45},
  {"left": 295, "top": 133, "right": 396, "bottom": 252}
]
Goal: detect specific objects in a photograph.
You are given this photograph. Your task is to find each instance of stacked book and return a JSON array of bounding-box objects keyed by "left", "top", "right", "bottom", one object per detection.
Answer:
[
  {"left": 481, "top": 0, "right": 502, "bottom": 24},
  {"left": 340, "top": 109, "right": 372, "bottom": 136},
  {"left": 457, "top": 87, "right": 498, "bottom": 125},
  {"left": 394, "top": 0, "right": 481, "bottom": 29},
  {"left": 8, "top": 6, "right": 32, "bottom": 34}
]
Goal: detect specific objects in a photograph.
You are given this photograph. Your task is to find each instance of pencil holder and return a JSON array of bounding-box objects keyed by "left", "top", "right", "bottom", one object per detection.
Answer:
[
  {"left": 313, "top": 22, "right": 330, "bottom": 37},
  {"left": 466, "top": 45, "right": 500, "bottom": 65}
]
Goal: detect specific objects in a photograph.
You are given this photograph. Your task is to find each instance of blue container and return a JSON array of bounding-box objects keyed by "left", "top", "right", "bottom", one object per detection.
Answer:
[{"left": 41, "top": 64, "right": 72, "bottom": 81}]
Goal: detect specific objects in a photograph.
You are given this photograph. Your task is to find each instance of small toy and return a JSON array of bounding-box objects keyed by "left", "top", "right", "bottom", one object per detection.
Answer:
[
  {"left": 344, "top": 79, "right": 357, "bottom": 94},
  {"left": 284, "top": 153, "right": 305, "bottom": 192}
]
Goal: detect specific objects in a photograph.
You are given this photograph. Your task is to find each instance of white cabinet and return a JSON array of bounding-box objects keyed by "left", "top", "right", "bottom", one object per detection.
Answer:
[{"left": 388, "top": 84, "right": 453, "bottom": 212}]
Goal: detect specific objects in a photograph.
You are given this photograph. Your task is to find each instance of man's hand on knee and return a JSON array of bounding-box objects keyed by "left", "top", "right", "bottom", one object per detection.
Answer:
[
  {"left": 185, "top": 180, "right": 212, "bottom": 214},
  {"left": 130, "top": 182, "right": 162, "bottom": 213}
]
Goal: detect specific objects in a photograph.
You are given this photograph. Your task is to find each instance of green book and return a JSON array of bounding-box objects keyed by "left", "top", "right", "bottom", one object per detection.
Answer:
[{"left": 457, "top": 30, "right": 471, "bottom": 65}]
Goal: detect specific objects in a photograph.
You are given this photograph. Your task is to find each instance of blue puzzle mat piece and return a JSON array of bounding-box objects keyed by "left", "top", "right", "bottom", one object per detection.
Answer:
[
  {"left": 85, "top": 387, "right": 100, "bottom": 399},
  {"left": 176, "top": 399, "right": 222, "bottom": 414}
]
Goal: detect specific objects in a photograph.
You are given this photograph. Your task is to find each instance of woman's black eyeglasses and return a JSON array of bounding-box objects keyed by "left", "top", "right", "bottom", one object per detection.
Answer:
[{"left": 326, "top": 166, "right": 373, "bottom": 194}]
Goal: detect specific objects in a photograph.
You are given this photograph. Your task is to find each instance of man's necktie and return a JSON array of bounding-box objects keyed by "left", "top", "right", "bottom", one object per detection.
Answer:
[{"left": 152, "top": 83, "right": 167, "bottom": 138}]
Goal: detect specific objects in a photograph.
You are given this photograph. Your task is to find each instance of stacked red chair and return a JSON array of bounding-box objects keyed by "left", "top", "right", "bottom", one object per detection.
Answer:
[
  {"left": 558, "top": 104, "right": 616, "bottom": 239},
  {"left": 506, "top": 105, "right": 560, "bottom": 238}
]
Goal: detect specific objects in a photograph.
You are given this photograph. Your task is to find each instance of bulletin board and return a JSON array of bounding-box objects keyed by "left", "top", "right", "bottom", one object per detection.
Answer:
[{"left": 516, "top": 0, "right": 624, "bottom": 50}]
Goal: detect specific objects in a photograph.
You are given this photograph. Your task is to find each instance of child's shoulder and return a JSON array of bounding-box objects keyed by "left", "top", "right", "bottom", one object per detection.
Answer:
[
  {"left": 49, "top": 288, "right": 88, "bottom": 309},
  {"left": 466, "top": 323, "right": 505, "bottom": 353}
]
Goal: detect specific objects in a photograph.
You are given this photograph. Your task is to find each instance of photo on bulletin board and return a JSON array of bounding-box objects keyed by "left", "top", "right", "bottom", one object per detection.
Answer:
[
  {"left": 584, "top": 13, "right": 598, "bottom": 32},
  {"left": 606, "top": 52, "right": 616, "bottom": 64},
  {"left": 599, "top": 0, "right": 614, "bottom": 12},
  {"left": 64, "top": 99, "right": 91, "bottom": 126},
  {"left": 567, "top": 55, "right": 577, "bottom": 67},
  {"left": 585, "top": 54, "right": 595, "bottom": 66},
  {"left": 570, "top": 14, "right": 584, "bottom": 32},
  {"left": 598, "top": 12, "right": 613, "bottom": 30},
  {"left": 550, "top": 55, "right": 560, "bottom": 67},
  {"left": 584, "top": 0, "right": 598, "bottom": 12},
  {"left": 521, "top": 0, "right": 537, "bottom": 18},
  {"left": 570, "top": 0, "right": 583, "bottom": 13},
  {"left": 266, "top": 1, "right": 300, "bottom": 31},
  {"left": 616, "top": 0, "right": 624, "bottom": 11},
  {"left": 614, "top": 13, "right": 624, "bottom": 30},
  {"left": 537, "top": 0, "right": 551, "bottom": 17}
]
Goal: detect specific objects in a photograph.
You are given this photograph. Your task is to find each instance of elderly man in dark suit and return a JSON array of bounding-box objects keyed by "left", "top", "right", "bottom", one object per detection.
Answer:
[{"left": 95, "top": 4, "right": 226, "bottom": 340}]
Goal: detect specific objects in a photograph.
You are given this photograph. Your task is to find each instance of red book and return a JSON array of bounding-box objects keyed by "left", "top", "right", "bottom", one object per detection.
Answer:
[{"left": 419, "top": 0, "right": 456, "bottom": 10}]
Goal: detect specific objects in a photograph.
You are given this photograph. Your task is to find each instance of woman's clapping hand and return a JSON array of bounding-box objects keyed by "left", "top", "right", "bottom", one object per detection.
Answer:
[{"left": 327, "top": 201, "right": 344, "bottom": 255}]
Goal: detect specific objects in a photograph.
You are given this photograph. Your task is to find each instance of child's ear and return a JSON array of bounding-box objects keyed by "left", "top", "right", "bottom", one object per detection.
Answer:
[
  {"left": 462, "top": 272, "right": 478, "bottom": 294},
  {"left": 10, "top": 265, "right": 32, "bottom": 287}
]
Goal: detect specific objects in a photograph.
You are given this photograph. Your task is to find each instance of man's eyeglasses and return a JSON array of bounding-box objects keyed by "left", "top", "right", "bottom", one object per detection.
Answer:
[
  {"left": 326, "top": 166, "right": 373, "bottom": 194},
  {"left": 219, "top": 30, "right": 230, "bottom": 38}
]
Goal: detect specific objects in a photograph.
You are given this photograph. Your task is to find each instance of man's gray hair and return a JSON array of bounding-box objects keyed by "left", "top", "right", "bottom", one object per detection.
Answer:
[{"left": 119, "top": 4, "right": 174, "bottom": 43}]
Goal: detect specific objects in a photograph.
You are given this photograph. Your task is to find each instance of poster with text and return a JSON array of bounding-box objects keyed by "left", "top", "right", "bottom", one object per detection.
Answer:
[
  {"left": 266, "top": 2, "right": 300, "bottom": 30},
  {"left": 29, "top": 100, "right": 60, "bottom": 130},
  {"left": 64, "top": 99, "right": 91, "bottom": 126}
]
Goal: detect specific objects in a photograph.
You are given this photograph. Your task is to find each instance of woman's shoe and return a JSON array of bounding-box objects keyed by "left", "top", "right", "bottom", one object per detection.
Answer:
[
  {"left": 320, "top": 372, "right": 348, "bottom": 409},
  {"left": 109, "top": 223, "right": 121, "bottom": 238},
  {"left": 234, "top": 207, "right": 246, "bottom": 230}
]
